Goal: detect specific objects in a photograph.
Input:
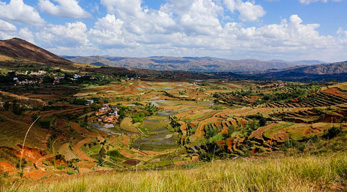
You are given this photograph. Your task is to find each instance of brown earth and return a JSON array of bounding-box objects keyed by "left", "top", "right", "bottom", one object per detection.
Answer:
[
  {"left": 0, "top": 38, "right": 72, "bottom": 66},
  {"left": 0, "top": 162, "right": 16, "bottom": 172},
  {"left": 23, "top": 170, "right": 48, "bottom": 180},
  {"left": 73, "top": 138, "right": 95, "bottom": 162},
  {"left": 249, "top": 123, "right": 281, "bottom": 141},
  {"left": 70, "top": 122, "right": 98, "bottom": 137},
  {"left": 323, "top": 87, "right": 347, "bottom": 99}
]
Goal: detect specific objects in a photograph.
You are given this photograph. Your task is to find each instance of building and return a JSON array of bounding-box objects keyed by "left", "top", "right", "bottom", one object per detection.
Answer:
[{"left": 86, "top": 100, "right": 94, "bottom": 106}]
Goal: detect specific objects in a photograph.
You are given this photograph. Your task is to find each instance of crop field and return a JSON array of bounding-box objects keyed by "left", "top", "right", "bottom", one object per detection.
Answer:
[{"left": 0, "top": 78, "right": 346, "bottom": 190}]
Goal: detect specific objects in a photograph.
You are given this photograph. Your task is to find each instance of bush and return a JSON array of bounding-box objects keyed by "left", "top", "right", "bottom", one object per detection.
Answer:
[
  {"left": 323, "top": 127, "right": 342, "bottom": 139},
  {"left": 67, "top": 169, "right": 75, "bottom": 175},
  {"left": 107, "top": 150, "right": 124, "bottom": 158},
  {"left": 2, "top": 171, "right": 9, "bottom": 178},
  {"left": 56, "top": 165, "right": 66, "bottom": 170},
  {"left": 132, "top": 112, "right": 146, "bottom": 123}
]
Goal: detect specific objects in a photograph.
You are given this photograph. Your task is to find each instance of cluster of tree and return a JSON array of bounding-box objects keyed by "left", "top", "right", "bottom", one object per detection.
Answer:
[
  {"left": 2, "top": 100, "right": 26, "bottom": 115},
  {"left": 130, "top": 104, "right": 158, "bottom": 123},
  {"left": 214, "top": 84, "right": 321, "bottom": 107}
]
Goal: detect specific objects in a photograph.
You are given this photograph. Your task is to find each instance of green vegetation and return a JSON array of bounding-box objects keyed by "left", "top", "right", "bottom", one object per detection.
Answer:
[{"left": 9, "top": 152, "right": 347, "bottom": 192}]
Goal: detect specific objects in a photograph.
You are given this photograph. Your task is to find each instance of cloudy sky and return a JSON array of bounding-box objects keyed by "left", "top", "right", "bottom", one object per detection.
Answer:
[{"left": 0, "top": 0, "right": 346, "bottom": 62}]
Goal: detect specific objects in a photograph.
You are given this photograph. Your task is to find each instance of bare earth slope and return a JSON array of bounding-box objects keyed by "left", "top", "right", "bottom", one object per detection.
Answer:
[{"left": 0, "top": 38, "right": 72, "bottom": 67}]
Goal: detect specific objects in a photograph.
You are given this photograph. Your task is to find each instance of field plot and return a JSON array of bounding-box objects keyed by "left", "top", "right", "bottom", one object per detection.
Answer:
[{"left": 1, "top": 78, "right": 346, "bottom": 187}]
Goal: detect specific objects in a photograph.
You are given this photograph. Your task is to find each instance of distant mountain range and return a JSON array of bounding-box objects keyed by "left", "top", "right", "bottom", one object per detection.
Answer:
[
  {"left": 254, "top": 61, "right": 347, "bottom": 81},
  {"left": 65, "top": 56, "right": 325, "bottom": 73},
  {"left": 0, "top": 38, "right": 346, "bottom": 82}
]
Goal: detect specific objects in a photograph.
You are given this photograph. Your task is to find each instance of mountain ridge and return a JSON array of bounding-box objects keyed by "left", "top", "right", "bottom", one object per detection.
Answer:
[{"left": 65, "top": 56, "right": 323, "bottom": 73}]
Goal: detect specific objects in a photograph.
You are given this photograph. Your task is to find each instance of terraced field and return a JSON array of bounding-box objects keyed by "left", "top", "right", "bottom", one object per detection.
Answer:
[
  {"left": 1, "top": 79, "right": 347, "bottom": 184},
  {"left": 267, "top": 91, "right": 347, "bottom": 108}
]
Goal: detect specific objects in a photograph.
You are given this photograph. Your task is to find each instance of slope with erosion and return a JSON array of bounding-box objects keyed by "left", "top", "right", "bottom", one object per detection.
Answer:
[{"left": 0, "top": 38, "right": 72, "bottom": 67}]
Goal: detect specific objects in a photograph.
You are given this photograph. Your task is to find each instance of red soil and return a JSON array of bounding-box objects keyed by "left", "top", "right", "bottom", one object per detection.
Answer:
[
  {"left": 178, "top": 121, "right": 187, "bottom": 131},
  {"left": 249, "top": 123, "right": 281, "bottom": 141},
  {"left": 23, "top": 170, "right": 47, "bottom": 180},
  {"left": 219, "top": 127, "right": 228, "bottom": 135},
  {"left": 216, "top": 140, "right": 226, "bottom": 147},
  {"left": 226, "top": 138, "right": 233, "bottom": 151},
  {"left": 323, "top": 88, "right": 347, "bottom": 99},
  {"left": 73, "top": 138, "right": 95, "bottom": 162},
  {"left": 0, "top": 146, "right": 44, "bottom": 163},
  {"left": 70, "top": 122, "right": 98, "bottom": 137},
  {"left": 0, "top": 162, "right": 16, "bottom": 172},
  {"left": 119, "top": 149, "right": 136, "bottom": 158},
  {"left": 122, "top": 135, "right": 130, "bottom": 148}
]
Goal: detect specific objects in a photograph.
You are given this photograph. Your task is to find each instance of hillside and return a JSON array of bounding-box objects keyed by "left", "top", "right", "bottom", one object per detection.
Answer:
[
  {"left": 7, "top": 152, "right": 347, "bottom": 192},
  {"left": 259, "top": 61, "right": 347, "bottom": 81},
  {"left": 66, "top": 56, "right": 306, "bottom": 72},
  {"left": 0, "top": 38, "right": 72, "bottom": 67},
  {"left": 290, "top": 61, "right": 347, "bottom": 74}
]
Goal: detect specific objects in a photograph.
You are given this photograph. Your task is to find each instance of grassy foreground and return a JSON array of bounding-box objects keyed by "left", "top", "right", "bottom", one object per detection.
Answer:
[{"left": 6, "top": 152, "right": 347, "bottom": 192}]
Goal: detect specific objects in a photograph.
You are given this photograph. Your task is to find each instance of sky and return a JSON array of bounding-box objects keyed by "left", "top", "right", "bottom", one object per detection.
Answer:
[{"left": 0, "top": 0, "right": 346, "bottom": 62}]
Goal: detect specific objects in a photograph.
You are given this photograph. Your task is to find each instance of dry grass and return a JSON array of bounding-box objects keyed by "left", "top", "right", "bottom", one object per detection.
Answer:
[
  {"left": 0, "top": 55, "right": 14, "bottom": 61},
  {"left": 9, "top": 152, "right": 347, "bottom": 192}
]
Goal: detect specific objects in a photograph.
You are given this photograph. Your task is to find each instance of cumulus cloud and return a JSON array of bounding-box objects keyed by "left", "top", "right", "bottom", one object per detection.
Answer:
[
  {"left": 299, "top": 0, "right": 341, "bottom": 4},
  {"left": 38, "top": 0, "right": 91, "bottom": 18},
  {"left": 337, "top": 27, "right": 347, "bottom": 44},
  {"left": 222, "top": 15, "right": 334, "bottom": 50},
  {"left": 171, "top": 0, "right": 223, "bottom": 35},
  {"left": 101, "top": 0, "right": 176, "bottom": 35},
  {"left": 224, "top": 0, "right": 266, "bottom": 21},
  {"left": 83, "top": 13, "right": 343, "bottom": 61},
  {"left": 19, "top": 28, "right": 34, "bottom": 43},
  {"left": 0, "top": 0, "right": 344, "bottom": 62},
  {"left": 36, "top": 22, "right": 88, "bottom": 48},
  {"left": 88, "top": 14, "right": 133, "bottom": 48},
  {"left": 0, "top": 19, "right": 17, "bottom": 32},
  {"left": 0, "top": 0, "right": 45, "bottom": 25}
]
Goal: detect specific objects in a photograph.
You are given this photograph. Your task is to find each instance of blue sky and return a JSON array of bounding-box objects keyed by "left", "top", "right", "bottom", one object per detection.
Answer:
[{"left": 0, "top": 0, "right": 346, "bottom": 62}]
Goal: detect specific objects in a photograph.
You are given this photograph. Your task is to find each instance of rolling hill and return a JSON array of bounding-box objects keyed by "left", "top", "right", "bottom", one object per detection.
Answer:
[
  {"left": 66, "top": 56, "right": 320, "bottom": 73},
  {"left": 257, "top": 61, "right": 347, "bottom": 81}
]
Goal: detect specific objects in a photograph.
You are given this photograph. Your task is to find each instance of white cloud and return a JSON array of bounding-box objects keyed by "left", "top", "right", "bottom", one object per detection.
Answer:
[
  {"left": 0, "top": 0, "right": 45, "bottom": 25},
  {"left": 337, "top": 27, "right": 347, "bottom": 44},
  {"left": 81, "top": 13, "right": 345, "bottom": 62},
  {"left": 36, "top": 22, "right": 88, "bottom": 48},
  {"left": 224, "top": 0, "right": 266, "bottom": 21},
  {"left": 88, "top": 14, "right": 133, "bottom": 48},
  {"left": 0, "top": 19, "right": 17, "bottom": 32},
  {"left": 172, "top": 0, "right": 223, "bottom": 35},
  {"left": 19, "top": 28, "right": 34, "bottom": 43},
  {"left": 299, "top": 0, "right": 341, "bottom": 4},
  {"left": 101, "top": 0, "right": 176, "bottom": 35},
  {"left": 38, "top": 0, "right": 91, "bottom": 18},
  {"left": 0, "top": 0, "right": 340, "bottom": 62}
]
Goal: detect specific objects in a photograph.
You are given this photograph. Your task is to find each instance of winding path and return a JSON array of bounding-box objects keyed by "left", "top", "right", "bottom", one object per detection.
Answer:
[{"left": 73, "top": 138, "right": 95, "bottom": 162}]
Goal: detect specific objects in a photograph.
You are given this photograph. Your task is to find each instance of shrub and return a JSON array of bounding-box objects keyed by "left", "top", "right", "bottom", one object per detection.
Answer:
[
  {"left": 323, "top": 127, "right": 342, "bottom": 139},
  {"left": 67, "top": 169, "right": 75, "bottom": 175},
  {"left": 56, "top": 165, "right": 65, "bottom": 170},
  {"left": 107, "top": 150, "right": 124, "bottom": 158},
  {"left": 3, "top": 171, "right": 9, "bottom": 178}
]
